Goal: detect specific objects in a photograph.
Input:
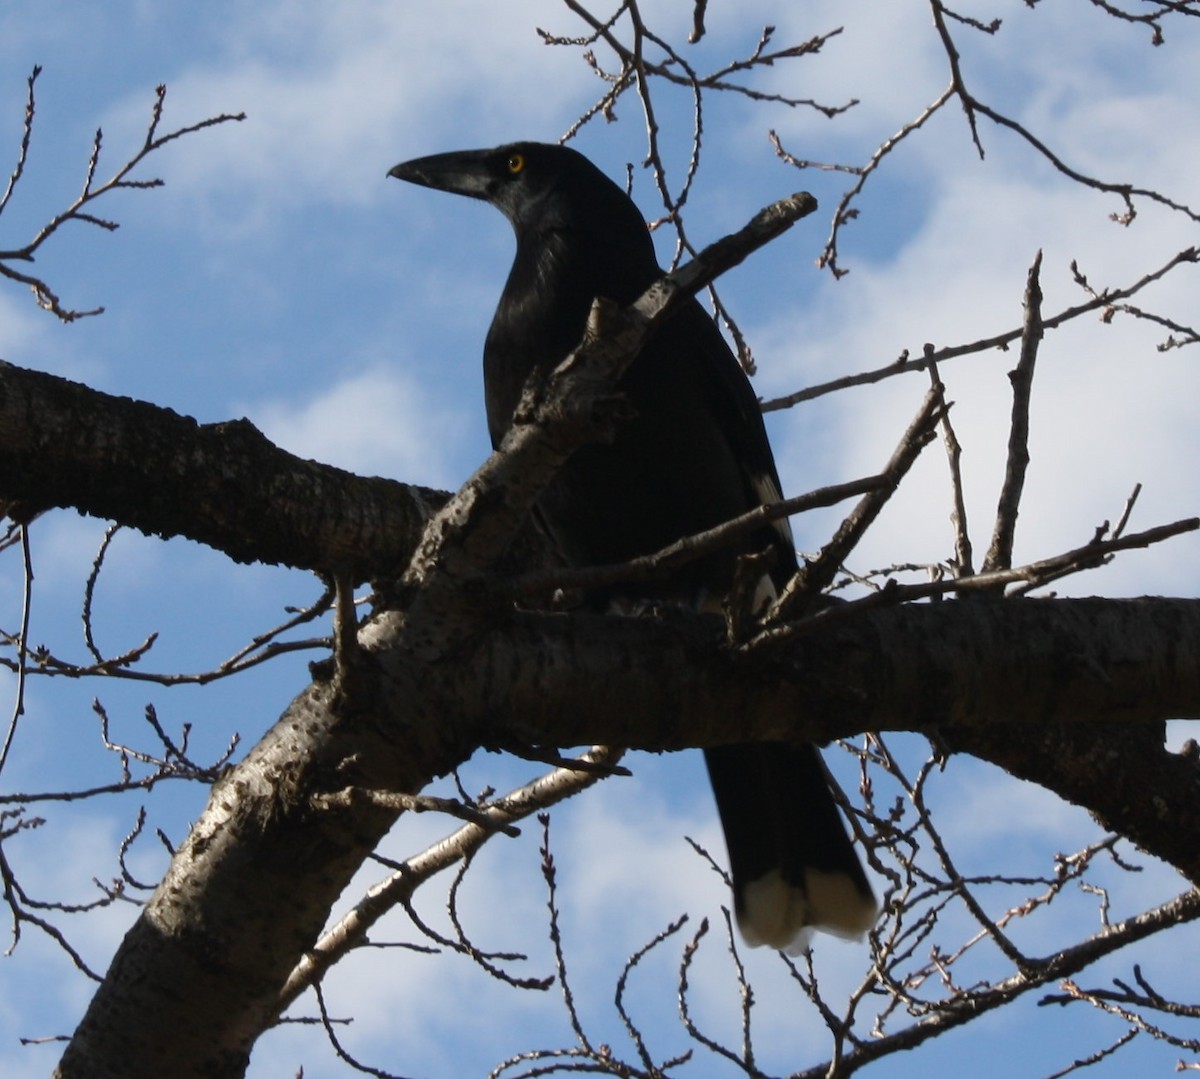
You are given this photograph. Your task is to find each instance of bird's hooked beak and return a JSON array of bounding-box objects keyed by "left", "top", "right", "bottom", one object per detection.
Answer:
[{"left": 388, "top": 149, "right": 495, "bottom": 202}]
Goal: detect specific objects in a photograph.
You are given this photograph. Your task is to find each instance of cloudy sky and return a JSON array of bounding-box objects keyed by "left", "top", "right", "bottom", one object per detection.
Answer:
[{"left": 0, "top": 2, "right": 1197, "bottom": 1077}]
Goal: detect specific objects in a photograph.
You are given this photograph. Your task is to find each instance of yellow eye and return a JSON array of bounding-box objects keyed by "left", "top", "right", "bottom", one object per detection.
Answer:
[{"left": 506, "top": 152, "right": 526, "bottom": 175}]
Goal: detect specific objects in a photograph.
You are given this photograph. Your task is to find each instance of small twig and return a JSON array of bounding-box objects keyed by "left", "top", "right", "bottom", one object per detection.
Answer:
[
  {"left": 760, "top": 246, "right": 1199, "bottom": 411},
  {"left": 1043, "top": 1027, "right": 1140, "bottom": 1079},
  {"left": 0, "top": 526, "right": 34, "bottom": 779},
  {"left": 983, "top": 250, "right": 1044, "bottom": 576},
  {"left": 82, "top": 524, "right": 123, "bottom": 665},
  {"left": 1112, "top": 483, "right": 1142, "bottom": 539},
  {"left": 443, "top": 850, "right": 550, "bottom": 990},
  {"left": 539, "top": 813, "right": 592, "bottom": 1050},
  {"left": 313, "top": 982, "right": 410, "bottom": 1079},
  {"left": 613, "top": 912, "right": 690, "bottom": 1073},
  {"left": 0, "top": 76, "right": 245, "bottom": 321},
  {"left": 678, "top": 916, "right": 741, "bottom": 1064},
  {"left": 0, "top": 66, "right": 40, "bottom": 219},
  {"left": 930, "top": 0, "right": 985, "bottom": 157},
  {"left": 928, "top": 361, "right": 974, "bottom": 576},
  {"left": 509, "top": 472, "right": 884, "bottom": 600},
  {"left": 772, "top": 84, "right": 954, "bottom": 278},
  {"left": 1, "top": 580, "right": 333, "bottom": 687}
]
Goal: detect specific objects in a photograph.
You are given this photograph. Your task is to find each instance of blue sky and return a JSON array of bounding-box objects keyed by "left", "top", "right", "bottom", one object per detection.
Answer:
[{"left": 0, "top": 2, "right": 1198, "bottom": 1077}]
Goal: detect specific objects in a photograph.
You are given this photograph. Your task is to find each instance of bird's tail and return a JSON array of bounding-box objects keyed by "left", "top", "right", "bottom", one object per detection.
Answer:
[{"left": 704, "top": 740, "right": 877, "bottom": 953}]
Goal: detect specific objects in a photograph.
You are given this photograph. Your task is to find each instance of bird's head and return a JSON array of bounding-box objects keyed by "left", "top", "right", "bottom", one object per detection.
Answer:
[{"left": 389, "top": 141, "right": 647, "bottom": 243}]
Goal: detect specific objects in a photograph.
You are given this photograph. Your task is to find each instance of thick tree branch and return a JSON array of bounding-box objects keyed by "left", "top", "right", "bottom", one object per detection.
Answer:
[
  {"left": 469, "top": 598, "right": 1200, "bottom": 750},
  {"left": 0, "top": 360, "right": 444, "bottom": 579}
]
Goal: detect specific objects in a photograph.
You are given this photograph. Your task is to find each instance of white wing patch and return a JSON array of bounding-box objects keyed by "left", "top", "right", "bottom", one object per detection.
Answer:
[{"left": 749, "top": 470, "right": 795, "bottom": 555}]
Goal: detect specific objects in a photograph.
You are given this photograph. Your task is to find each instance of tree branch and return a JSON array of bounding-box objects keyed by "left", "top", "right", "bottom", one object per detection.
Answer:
[{"left": 0, "top": 360, "right": 445, "bottom": 579}]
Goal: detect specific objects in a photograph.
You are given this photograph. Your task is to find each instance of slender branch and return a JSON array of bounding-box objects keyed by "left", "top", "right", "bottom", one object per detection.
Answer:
[
  {"left": 983, "top": 250, "right": 1044, "bottom": 575},
  {"left": 771, "top": 85, "right": 954, "bottom": 279},
  {"left": 760, "top": 246, "right": 1200, "bottom": 411},
  {"left": 931, "top": 0, "right": 985, "bottom": 157},
  {"left": 928, "top": 363, "right": 975, "bottom": 575},
  {"left": 0, "top": 527, "right": 33, "bottom": 780},
  {"left": 509, "top": 472, "right": 884, "bottom": 599},
  {"left": 277, "top": 747, "right": 623, "bottom": 1011},
  {"left": 0, "top": 77, "right": 244, "bottom": 321},
  {"left": 0, "top": 66, "right": 40, "bottom": 220}
]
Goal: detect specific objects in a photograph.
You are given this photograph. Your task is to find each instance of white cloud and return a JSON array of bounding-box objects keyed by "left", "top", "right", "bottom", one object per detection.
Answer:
[
  {"left": 762, "top": 1, "right": 947, "bottom": 143},
  {"left": 99, "top": 1, "right": 593, "bottom": 217},
  {"left": 0, "top": 811, "right": 145, "bottom": 1077},
  {"left": 0, "top": 288, "right": 52, "bottom": 355},
  {"left": 247, "top": 364, "right": 470, "bottom": 488}
]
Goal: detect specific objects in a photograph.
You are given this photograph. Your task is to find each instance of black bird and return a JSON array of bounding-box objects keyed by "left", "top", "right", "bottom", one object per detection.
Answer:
[{"left": 389, "top": 142, "right": 876, "bottom": 951}]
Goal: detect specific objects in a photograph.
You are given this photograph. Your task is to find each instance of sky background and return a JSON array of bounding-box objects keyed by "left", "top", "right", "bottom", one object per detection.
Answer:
[{"left": 0, "top": 2, "right": 1197, "bottom": 1077}]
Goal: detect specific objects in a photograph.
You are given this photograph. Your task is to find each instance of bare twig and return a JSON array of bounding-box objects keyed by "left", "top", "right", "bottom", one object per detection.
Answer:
[
  {"left": 761, "top": 246, "right": 1200, "bottom": 411},
  {"left": 772, "top": 84, "right": 955, "bottom": 278},
  {"left": 510, "top": 472, "right": 884, "bottom": 600},
  {"left": 0, "top": 66, "right": 40, "bottom": 219},
  {"left": 928, "top": 362, "right": 975, "bottom": 576},
  {"left": 277, "top": 747, "right": 624, "bottom": 1011},
  {"left": 0, "top": 75, "right": 245, "bottom": 320},
  {"left": 0, "top": 526, "right": 33, "bottom": 779},
  {"left": 983, "top": 250, "right": 1044, "bottom": 575}
]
